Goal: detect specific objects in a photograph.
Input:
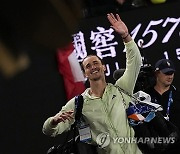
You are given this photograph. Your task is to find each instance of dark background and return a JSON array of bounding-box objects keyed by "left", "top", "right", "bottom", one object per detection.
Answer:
[{"left": 0, "top": 1, "right": 179, "bottom": 154}]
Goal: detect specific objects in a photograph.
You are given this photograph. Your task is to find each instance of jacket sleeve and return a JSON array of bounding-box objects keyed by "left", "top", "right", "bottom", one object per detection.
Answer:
[
  {"left": 42, "top": 97, "right": 76, "bottom": 137},
  {"left": 115, "top": 40, "right": 142, "bottom": 95}
]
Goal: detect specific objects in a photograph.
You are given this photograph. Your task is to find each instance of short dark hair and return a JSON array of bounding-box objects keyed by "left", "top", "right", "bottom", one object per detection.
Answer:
[{"left": 81, "top": 54, "right": 104, "bottom": 72}]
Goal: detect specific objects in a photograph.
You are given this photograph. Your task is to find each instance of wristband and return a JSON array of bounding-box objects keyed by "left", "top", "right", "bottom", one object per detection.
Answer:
[{"left": 122, "top": 33, "right": 129, "bottom": 39}]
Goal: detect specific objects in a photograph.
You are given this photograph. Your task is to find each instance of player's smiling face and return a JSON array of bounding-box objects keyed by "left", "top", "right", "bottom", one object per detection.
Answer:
[{"left": 82, "top": 56, "right": 106, "bottom": 81}]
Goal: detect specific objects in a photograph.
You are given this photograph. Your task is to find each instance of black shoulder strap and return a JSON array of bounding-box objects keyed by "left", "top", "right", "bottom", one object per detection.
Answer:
[
  {"left": 71, "top": 95, "right": 84, "bottom": 146},
  {"left": 115, "top": 85, "right": 139, "bottom": 101},
  {"left": 74, "top": 95, "right": 84, "bottom": 124}
]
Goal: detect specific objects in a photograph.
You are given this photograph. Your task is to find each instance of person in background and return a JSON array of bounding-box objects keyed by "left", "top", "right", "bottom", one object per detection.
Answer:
[
  {"left": 145, "top": 58, "right": 180, "bottom": 153},
  {"left": 42, "top": 13, "right": 142, "bottom": 154}
]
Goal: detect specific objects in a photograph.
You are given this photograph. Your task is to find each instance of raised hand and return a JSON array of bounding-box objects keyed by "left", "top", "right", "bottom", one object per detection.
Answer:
[
  {"left": 51, "top": 110, "right": 74, "bottom": 125},
  {"left": 107, "top": 13, "right": 129, "bottom": 39}
]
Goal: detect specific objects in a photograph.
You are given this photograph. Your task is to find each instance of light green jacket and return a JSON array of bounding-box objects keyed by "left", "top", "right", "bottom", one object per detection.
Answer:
[{"left": 43, "top": 40, "right": 142, "bottom": 154}]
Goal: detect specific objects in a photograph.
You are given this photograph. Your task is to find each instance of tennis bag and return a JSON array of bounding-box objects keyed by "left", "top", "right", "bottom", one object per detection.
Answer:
[
  {"left": 126, "top": 91, "right": 180, "bottom": 153},
  {"left": 46, "top": 95, "right": 98, "bottom": 154}
]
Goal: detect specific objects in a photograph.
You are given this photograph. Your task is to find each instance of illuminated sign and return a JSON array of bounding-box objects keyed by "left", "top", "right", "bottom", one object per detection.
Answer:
[{"left": 73, "top": 2, "right": 180, "bottom": 86}]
